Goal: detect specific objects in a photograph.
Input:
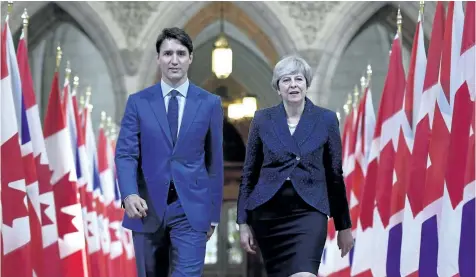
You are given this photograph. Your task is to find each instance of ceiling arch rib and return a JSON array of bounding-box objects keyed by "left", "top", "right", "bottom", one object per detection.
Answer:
[
  {"left": 183, "top": 1, "right": 278, "bottom": 66},
  {"left": 137, "top": 1, "right": 296, "bottom": 90}
]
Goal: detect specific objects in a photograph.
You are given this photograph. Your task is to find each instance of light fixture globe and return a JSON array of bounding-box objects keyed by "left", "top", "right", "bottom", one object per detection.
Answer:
[
  {"left": 242, "top": 96, "right": 257, "bottom": 117},
  {"left": 212, "top": 35, "right": 233, "bottom": 79}
]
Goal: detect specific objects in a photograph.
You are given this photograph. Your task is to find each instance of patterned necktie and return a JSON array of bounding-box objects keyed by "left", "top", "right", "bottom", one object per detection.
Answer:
[{"left": 167, "top": 90, "right": 179, "bottom": 146}]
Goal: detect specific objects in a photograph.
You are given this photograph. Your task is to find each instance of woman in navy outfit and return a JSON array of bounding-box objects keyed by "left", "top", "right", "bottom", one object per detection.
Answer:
[{"left": 237, "top": 55, "right": 354, "bottom": 277}]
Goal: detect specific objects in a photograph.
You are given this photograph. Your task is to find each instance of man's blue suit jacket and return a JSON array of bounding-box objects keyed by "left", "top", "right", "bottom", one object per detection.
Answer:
[
  {"left": 236, "top": 98, "right": 352, "bottom": 231},
  {"left": 115, "top": 82, "right": 224, "bottom": 233}
]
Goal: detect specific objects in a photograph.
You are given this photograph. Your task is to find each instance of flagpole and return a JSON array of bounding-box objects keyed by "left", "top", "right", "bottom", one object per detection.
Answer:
[
  {"left": 353, "top": 85, "right": 360, "bottom": 108},
  {"left": 419, "top": 1, "right": 425, "bottom": 24},
  {"left": 106, "top": 115, "right": 112, "bottom": 138},
  {"left": 100, "top": 111, "right": 107, "bottom": 134},
  {"left": 366, "top": 64, "right": 372, "bottom": 89},
  {"left": 397, "top": 7, "right": 403, "bottom": 52},
  {"left": 21, "top": 8, "right": 29, "bottom": 42},
  {"left": 65, "top": 60, "right": 71, "bottom": 80},
  {"left": 85, "top": 86, "right": 92, "bottom": 110},
  {"left": 56, "top": 45, "right": 62, "bottom": 71},
  {"left": 360, "top": 75, "right": 366, "bottom": 95},
  {"left": 79, "top": 95, "right": 85, "bottom": 108},
  {"left": 6, "top": 1, "right": 13, "bottom": 21},
  {"left": 343, "top": 93, "right": 352, "bottom": 116},
  {"left": 73, "top": 76, "right": 79, "bottom": 101}
]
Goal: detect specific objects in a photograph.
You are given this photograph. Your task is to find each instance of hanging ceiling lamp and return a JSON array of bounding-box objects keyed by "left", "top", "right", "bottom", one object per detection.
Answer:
[{"left": 212, "top": 2, "right": 232, "bottom": 79}]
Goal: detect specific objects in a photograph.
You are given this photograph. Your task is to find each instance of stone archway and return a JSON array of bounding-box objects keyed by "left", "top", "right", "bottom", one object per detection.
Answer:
[
  {"left": 312, "top": 1, "right": 437, "bottom": 106},
  {"left": 5, "top": 1, "right": 128, "bottom": 121},
  {"left": 183, "top": 1, "right": 280, "bottom": 66},
  {"left": 136, "top": 1, "right": 297, "bottom": 90}
]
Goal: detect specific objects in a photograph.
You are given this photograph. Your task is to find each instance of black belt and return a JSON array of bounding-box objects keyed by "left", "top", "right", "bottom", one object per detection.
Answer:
[{"left": 167, "top": 181, "right": 178, "bottom": 204}]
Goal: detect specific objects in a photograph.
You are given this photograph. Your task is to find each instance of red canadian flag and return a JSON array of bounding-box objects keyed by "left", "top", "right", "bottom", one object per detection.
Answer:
[
  {"left": 43, "top": 57, "right": 89, "bottom": 277},
  {"left": 1, "top": 22, "right": 33, "bottom": 277},
  {"left": 16, "top": 24, "right": 63, "bottom": 277}
]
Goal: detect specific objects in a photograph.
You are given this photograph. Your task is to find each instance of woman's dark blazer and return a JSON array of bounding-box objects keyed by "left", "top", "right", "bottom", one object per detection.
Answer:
[{"left": 236, "top": 98, "right": 352, "bottom": 231}]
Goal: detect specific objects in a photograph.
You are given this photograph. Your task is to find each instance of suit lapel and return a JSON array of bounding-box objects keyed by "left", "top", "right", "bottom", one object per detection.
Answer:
[
  {"left": 292, "top": 98, "right": 321, "bottom": 148},
  {"left": 175, "top": 83, "right": 202, "bottom": 149},
  {"left": 271, "top": 103, "right": 300, "bottom": 155},
  {"left": 147, "top": 84, "right": 173, "bottom": 146}
]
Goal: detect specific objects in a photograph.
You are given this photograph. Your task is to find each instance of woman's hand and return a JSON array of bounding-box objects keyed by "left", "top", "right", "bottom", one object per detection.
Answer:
[
  {"left": 239, "top": 224, "right": 257, "bottom": 254},
  {"left": 337, "top": 228, "right": 354, "bottom": 257}
]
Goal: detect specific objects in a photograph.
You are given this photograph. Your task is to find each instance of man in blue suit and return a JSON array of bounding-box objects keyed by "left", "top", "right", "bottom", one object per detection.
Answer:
[{"left": 115, "top": 27, "right": 224, "bottom": 277}]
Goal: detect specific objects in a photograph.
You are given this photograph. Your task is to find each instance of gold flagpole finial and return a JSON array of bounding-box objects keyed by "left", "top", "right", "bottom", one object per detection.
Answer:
[
  {"left": 353, "top": 85, "right": 359, "bottom": 107},
  {"left": 72, "top": 76, "right": 79, "bottom": 96},
  {"left": 79, "top": 95, "right": 85, "bottom": 108},
  {"left": 110, "top": 124, "right": 117, "bottom": 141},
  {"left": 56, "top": 45, "right": 62, "bottom": 70},
  {"left": 100, "top": 111, "right": 107, "bottom": 128},
  {"left": 73, "top": 76, "right": 79, "bottom": 87},
  {"left": 7, "top": 1, "right": 13, "bottom": 18},
  {"left": 366, "top": 64, "right": 372, "bottom": 87},
  {"left": 419, "top": 1, "right": 425, "bottom": 16},
  {"left": 106, "top": 116, "right": 113, "bottom": 137},
  {"left": 21, "top": 8, "right": 30, "bottom": 31},
  {"left": 343, "top": 93, "right": 352, "bottom": 115},
  {"left": 65, "top": 60, "right": 71, "bottom": 79},
  {"left": 360, "top": 76, "right": 366, "bottom": 94},
  {"left": 84, "top": 86, "right": 92, "bottom": 107},
  {"left": 396, "top": 7, "right": 402, "bottom": 36}
]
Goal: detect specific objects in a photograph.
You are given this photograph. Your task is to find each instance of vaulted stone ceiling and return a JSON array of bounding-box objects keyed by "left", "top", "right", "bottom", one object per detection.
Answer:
[{"left": 2, "top": 1, "right": 437, "bottom": 110}]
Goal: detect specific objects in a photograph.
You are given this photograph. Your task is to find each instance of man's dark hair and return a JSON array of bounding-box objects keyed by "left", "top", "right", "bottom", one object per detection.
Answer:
[{"left": 156, "top": 27, "right": 193, "bottom": 55}]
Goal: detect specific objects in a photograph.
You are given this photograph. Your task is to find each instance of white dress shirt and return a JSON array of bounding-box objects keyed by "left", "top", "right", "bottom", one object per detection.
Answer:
[
  {"left": 287, "top": 122, "right": 297, "bottom": 181},
  {"left": 161, "top": 79, "right": 218, "bottom": 227},
  {"left": 161, "top": 78, "right": 189, "bottom": 137}
]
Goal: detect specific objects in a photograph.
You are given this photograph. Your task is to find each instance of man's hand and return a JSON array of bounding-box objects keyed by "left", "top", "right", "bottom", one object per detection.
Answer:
[
  {"left": 337, "top": 228, "right": 354, "bottom": 257},
  {"left": 207, "top": 226, "right": 216, "bottom": 241},
  {"left": 239, "top": 224, "right": 257, "bottom": 254},
  {"left": 124, "top": 194, "right": 148, "bottom": 219}
]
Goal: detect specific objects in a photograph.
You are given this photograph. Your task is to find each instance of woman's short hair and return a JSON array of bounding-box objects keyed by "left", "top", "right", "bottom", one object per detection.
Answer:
[{"left": 271, "top": 55, "right": 313, "bottom": 91}]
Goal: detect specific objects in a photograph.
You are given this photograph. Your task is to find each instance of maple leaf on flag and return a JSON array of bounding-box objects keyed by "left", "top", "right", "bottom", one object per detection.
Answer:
[
  {"left": 40, "top": 202, "right": 54, "bottom": 226},
  {"left": 77, "top": 185, "right": 95, "bottom": 238},
  {"left": 35, "top": 154, "right": 56, "bottom": 226},
  {"left": 86, "top": 220, "right": 95, "bottom": 239},
  {"left": 53, "top": 173, "right": 81, "bottom": 240},
  {"left": 35, "top": 154, "right": 54, "bottom": 195},
  {"left": 109, "top": 223, "right": 121, "bottom": 243},
  {"left": 1, "top": 136, "right": 29, "bottom": 227}
]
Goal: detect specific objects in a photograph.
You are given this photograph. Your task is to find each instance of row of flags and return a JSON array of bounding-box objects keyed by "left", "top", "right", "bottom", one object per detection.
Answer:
[
  {"left": 1, "top": 8, "right": 137, "bottom": 277},
  {"left": 320, "top": 1, "right": 475, "bottom": 276}
]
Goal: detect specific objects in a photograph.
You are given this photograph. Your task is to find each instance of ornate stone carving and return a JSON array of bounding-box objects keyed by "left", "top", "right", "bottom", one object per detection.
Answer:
[
  {"left": 105, "top": 1, "right": 160, "bottom": 75},
  {"left": 105, "top": 1, "right": 159, "bottom": 47},
  {"left": 297, "top": 49, "right": 323, "bottom": 71},
  {"left": 120, "top": 48, "right": 143, "bottom": 76},
  {"left": 281, "top": 1, "right": 340, "bottom": 45}
]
